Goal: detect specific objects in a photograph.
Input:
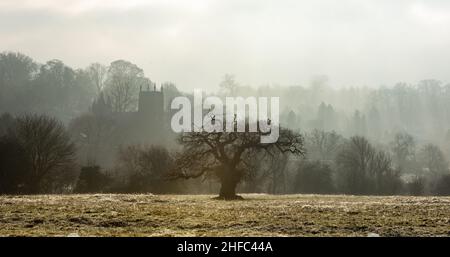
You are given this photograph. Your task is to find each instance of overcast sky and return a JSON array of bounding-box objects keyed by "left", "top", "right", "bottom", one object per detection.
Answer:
[{"left": 1, "top": 0, "right": 450, "bottom": 90}]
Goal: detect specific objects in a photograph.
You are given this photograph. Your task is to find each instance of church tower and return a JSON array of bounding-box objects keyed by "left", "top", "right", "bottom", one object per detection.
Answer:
[
  {"left": 136, "top": 82, "right": 165, "bottom": 143},
  {"left": 138, "top": 82, "right": 164, "bottom": 119}
]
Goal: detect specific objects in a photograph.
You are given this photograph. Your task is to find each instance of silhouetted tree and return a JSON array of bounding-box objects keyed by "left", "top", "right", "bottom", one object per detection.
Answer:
[
  {"left": 294, "top": 161, "right": 335, "bottom": 194},
  {"left": 0, "top": 135, "right": 30, "bottom": 194},
  {"left": 418, "top": 144, "right": 448, "bottom": 174},
  {"left": 336, "top": 136, "right": 401, "bottom": 195},
  {"left": 104, "top": 60, "right": 147, "bottom": 112},
  {"left": 117, "top": 144, "right": 175, "bottom": 193},
  {"left": 306, "top": 129, "right": 342, "bottom": 161},
  {"left": 390, "top": 132, "right": 415, "bottom": 171},
  {"left": 11, "top": 114, "right": 76, "bottom": 193},
  {"left": 170, "top": 127, "right": 305, "bottom": 199},
  {"left": 74, "top": 166, "right": 111, "bottom": 193},
  {"left": 243, "top": 151, "right": 289, "bottom": 194},
  {"left": 406, "top": 176, "right": 425, "bottom": 196}
]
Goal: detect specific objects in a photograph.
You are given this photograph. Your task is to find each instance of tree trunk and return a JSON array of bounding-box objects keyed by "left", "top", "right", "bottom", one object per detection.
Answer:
[
  {"left": 219, "top": 177, "right": 237, "bottom": 199},
  {"left": 215, "top": 167, "right": 243, "bottom": 200}
]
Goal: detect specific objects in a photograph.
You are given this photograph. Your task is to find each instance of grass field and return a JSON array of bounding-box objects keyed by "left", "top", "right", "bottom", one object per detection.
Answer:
[{"left": 0, "top": 194, "right": 449, "bottom": 237}]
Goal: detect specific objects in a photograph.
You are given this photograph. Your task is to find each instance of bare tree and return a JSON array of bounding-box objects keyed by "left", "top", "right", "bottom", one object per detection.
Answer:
[
  {"left": 87, "top": 63, "right": 107, "bottom": 95},
  {"left": 336, "top": 136, "right": 375, "bottom": 194},
  {"left": 104, "top": 60, "right": 146, "bottom": 112},
  {"left": 390, "top": 132, "right": 415, "bottom": 170},
  {"left": 13, "top": 114, "right": 76, "bottom": 193},
  {"left": 294, "top": 161, "right": 335, "bottom": 194},
  {"left": 169, "top": 127, "right": 305, "bottom": 199},
  {"left": 262, "top": 151, "right": 289, "bottom": 194},
  {"left": 336, "top": 136, "right": 400, "bottom": 194},
  {"left": 307, "top": 129, "right": 342, "bottom": 161},
  {"left": 418, "top": 144, "right": 448, "bottom": 174},
  {"left": 117, "top": 144, "right": 174, "bottom": 193},
  {"left": 241, "top": 150, "right": 289, "bottom": 194}
]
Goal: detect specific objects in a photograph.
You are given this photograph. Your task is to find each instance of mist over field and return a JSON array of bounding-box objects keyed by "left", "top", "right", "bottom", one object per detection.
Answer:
[{"left": 1, "top": 0, "right": 450, "bottom": 238}]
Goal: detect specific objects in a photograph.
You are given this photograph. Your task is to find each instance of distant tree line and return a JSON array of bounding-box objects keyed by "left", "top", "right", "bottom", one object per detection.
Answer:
[
  {"left": 0, "top": 52, "right": 156, "bottom": 122},
  {"left": 1, "top": 113, "right": 449, "bottom": 196},
  {"left": 0, "top": 113, "right": 183, "bottom": 194},
  {"left": 289, "top": 130, "right": 450, "bottom": 196},
  {"left": 1, "top": 52, "right": 450, "bottom": 196}
]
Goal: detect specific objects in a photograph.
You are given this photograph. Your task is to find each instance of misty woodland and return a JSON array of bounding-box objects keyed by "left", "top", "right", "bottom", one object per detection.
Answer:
[{"left": 1, "top": 52, "right": 450, "bottom": 199}]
